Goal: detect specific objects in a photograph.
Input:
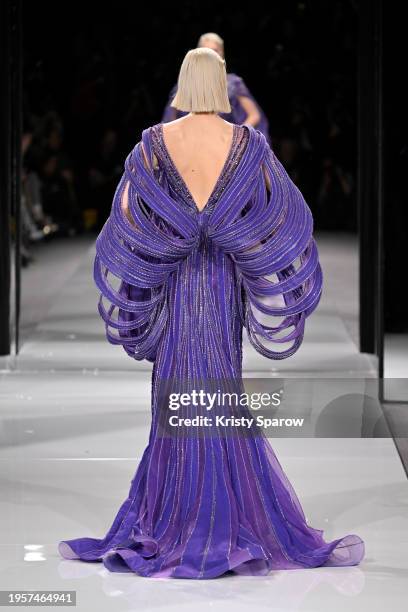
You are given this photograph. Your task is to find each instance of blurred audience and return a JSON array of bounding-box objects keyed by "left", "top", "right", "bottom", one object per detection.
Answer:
[
  {"left": 19, "top": 2, "right": 358, "bottom": 268},
  {"left": 87, "top": 128, "right": 123, "bottom": 230}
]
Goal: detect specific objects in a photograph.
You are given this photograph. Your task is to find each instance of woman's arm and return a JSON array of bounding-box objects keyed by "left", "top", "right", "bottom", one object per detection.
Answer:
[
  {"left": 121, "top": 180, "right": 134, "bottom": 226},
  {"left": 121, "top": 142, "right": 156, "bottom": 227},
  {"left": 237, "top": 94, "right": 262, "bottom": 127}
]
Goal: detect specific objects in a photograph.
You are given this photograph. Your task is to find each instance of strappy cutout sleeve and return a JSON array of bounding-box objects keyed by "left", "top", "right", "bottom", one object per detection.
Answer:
[
  {"left": 262, "top": 153, "right": 272, "bottom": 194},
  {"left": 140, "top": 141, "right": 159, "bottom": 171},
  {"left": 120, "top": 179, "right": 136, "bottom": 227},
  {"left": 121, "top": 141, "right": 160, "bottom": 227},
  {"left": 229, "top": 142, "right": 323, "bottom": 359}
]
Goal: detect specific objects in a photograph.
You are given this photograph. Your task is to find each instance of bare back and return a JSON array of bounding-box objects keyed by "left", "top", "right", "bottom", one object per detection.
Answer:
[{"left": 161, "top": 115, "right": 235, "bottom": 212}]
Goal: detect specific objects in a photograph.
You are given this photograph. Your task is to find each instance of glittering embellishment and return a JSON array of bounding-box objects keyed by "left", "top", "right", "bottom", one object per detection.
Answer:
[{"left": 57, "top": 123, "right": 364, "bottom": 579}]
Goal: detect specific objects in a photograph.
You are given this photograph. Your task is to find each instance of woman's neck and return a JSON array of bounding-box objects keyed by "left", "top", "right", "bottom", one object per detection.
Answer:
[{"left": 186, "top": 111, "right": 222, "bottom": 125}]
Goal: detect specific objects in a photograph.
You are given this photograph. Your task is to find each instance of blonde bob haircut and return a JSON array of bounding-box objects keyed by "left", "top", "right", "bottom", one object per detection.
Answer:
[{"left": 170, "top": 47, "right": 231, "bottom": 114}]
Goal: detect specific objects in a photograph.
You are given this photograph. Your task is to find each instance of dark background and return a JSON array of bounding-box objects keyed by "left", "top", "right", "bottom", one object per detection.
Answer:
[{"left": 22, "top": 0, "right": 358, "bottom": 233}]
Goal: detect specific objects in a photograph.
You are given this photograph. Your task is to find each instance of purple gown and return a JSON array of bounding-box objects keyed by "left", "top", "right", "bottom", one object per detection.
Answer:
[
  {"left": 58, "top": 123, "right": 365, "bottom": 578},
  {"left": 162, "top": 73, "right": 271, "bottom": 144}
]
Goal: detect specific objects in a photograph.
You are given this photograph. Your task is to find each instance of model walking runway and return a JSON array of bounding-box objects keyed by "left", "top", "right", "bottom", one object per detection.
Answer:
[{"left": 57, "top": 48, "right": 364, "bottom": 577}]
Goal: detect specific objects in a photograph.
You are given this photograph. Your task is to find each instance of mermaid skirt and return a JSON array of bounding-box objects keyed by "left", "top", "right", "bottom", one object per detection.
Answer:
[{"left": 58, "top": 421, "right": 364, "bottom": 579}]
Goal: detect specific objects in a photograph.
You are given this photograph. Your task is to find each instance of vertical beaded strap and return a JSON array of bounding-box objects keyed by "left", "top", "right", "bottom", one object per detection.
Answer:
[
  {"left": 207, "top": 126, "right": 250, "bottom": 213},
  {"left": 204, "top": 125, "right": 250, "bottom": 215}
]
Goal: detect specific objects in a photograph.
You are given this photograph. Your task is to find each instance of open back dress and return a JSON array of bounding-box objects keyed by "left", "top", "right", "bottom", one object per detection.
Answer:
[{"left": 58, "top": 122, "right": 365, "bottom": 579}]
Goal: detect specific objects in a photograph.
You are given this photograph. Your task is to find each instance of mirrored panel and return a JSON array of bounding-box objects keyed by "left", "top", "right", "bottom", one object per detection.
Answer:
[{"left": 382, "top": 6, "right": 408, "bottom": 402}]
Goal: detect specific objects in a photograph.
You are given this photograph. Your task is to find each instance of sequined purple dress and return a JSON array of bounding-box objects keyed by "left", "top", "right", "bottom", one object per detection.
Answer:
[{"left": 58, "top": 123, "right": 365, "bottom": 579}]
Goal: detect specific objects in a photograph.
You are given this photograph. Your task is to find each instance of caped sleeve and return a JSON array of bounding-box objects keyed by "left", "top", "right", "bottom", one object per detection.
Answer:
[
  {"left": 231, "top": 143, "right": 323, "bottom": 360},
  {"left": 93, "top": 130, "right": 199, "bottom": 363},
  {"left": 92, "top": 138, "right": 176, "bottom": 363},
  {"left": 93, "top": 175, "right": 162, "bottom": 362}
]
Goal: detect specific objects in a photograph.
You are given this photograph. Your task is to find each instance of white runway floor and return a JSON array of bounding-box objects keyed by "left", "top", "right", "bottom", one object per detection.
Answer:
[{"left": 1, "top": 232, "right": 407, "bottom": 611}]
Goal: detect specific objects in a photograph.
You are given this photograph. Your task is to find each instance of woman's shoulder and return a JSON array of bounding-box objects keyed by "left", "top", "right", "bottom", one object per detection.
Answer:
[
  {"left": 127, "top": 123, "right": 163, "bottom": 171},
  {"left": 135, "top": 120, "right": 266, "bottom": 162},
  {"left": 144, "top": 121, "right": 162, "bottom": 137}
]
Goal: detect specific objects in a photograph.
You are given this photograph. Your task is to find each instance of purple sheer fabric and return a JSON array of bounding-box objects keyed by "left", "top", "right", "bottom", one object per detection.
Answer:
[
  {"left": 162, "top": 73, "right": 271, "bottom": 144},
  {"left": 57, "top": 123, "right": 365, "bottom": 578}
]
